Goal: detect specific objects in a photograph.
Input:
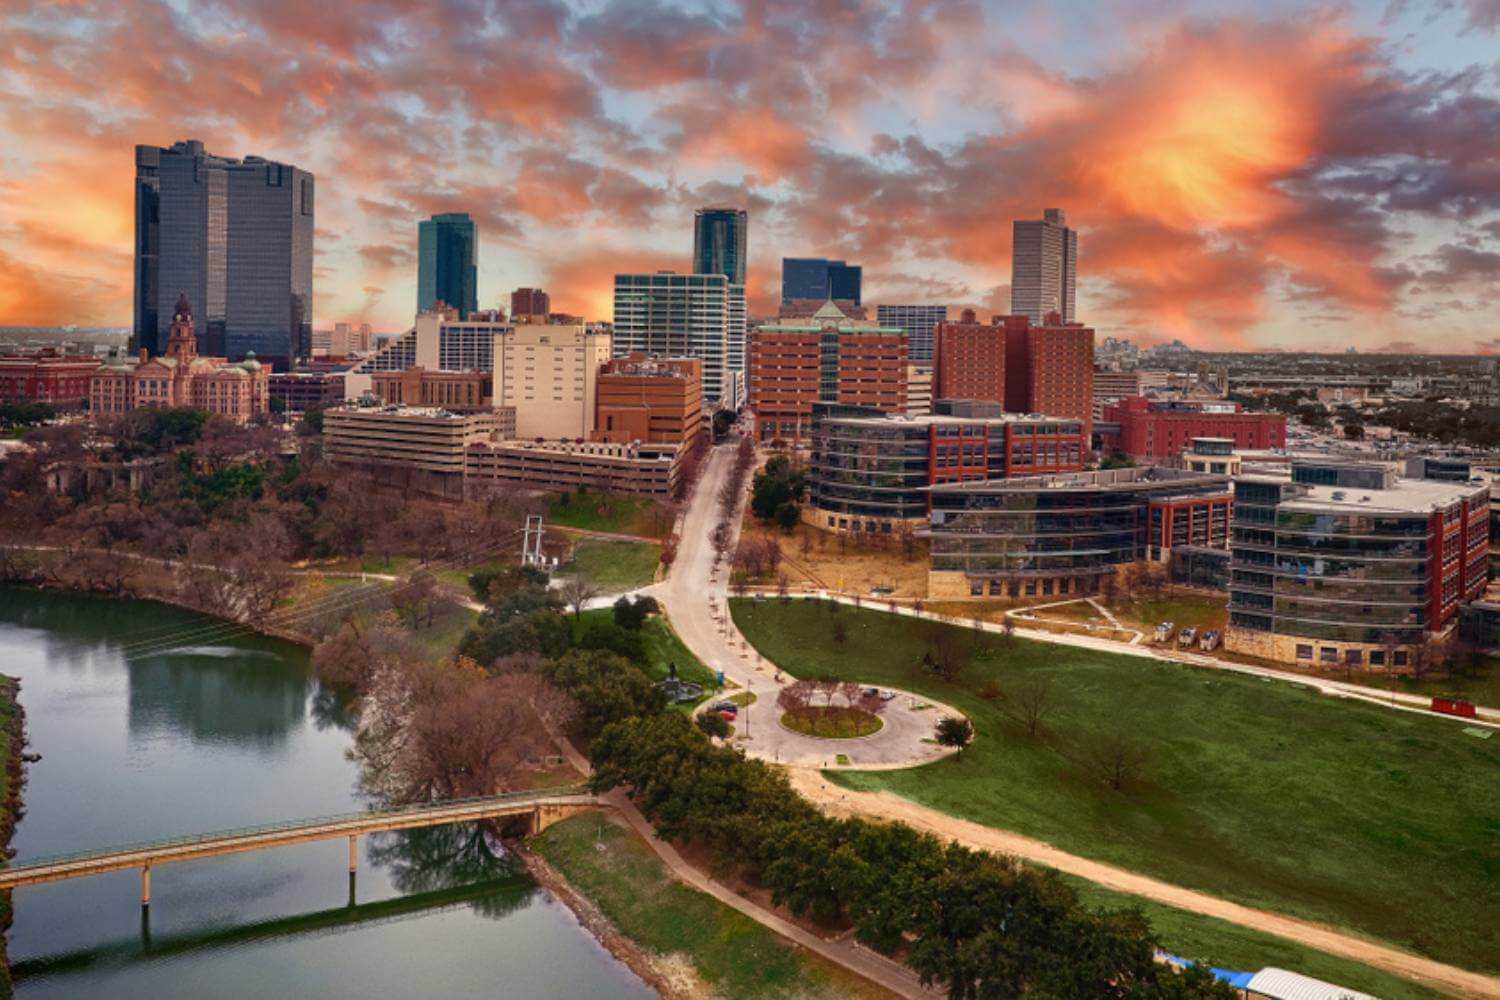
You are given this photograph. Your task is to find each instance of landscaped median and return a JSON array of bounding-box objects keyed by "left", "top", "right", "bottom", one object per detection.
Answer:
[{"left": 729, "top": 596, "right": 1500, "bottom": 979}]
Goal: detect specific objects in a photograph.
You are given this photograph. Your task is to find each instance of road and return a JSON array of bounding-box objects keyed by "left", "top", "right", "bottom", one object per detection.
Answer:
[{"left": 645, "top": 440, "right": 963, "bottom": 769}]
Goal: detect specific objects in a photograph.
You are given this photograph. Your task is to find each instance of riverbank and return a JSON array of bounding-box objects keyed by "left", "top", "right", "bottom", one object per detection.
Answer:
[{"left": 0, "top": 675, "right": 27, "bottom": 1000}]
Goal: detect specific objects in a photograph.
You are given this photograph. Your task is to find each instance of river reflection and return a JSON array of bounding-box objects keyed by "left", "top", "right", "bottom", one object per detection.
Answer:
[{"left": 0, "top": 586, "right": 650, "bottom": 1000}]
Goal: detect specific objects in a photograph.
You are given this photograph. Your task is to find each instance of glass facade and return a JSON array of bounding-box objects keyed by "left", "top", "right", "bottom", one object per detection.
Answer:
[
  {"left": 135, "top": 140, "right": 313, "bottom": 365},
  {"left": 929, "top": 469, "right": 1228, "bottom": 583},
  {"left": 692, "top": 208, "right": 747, "bottom": 285},
  {"left": 809, "top": 406, "right": 931, "bottom": 524},
  {"left": 612, "top": 273, "right": 737, "bottom": 407},
  {"left": 780, "top": 258, "right": 862, "bottom": 305},
  {"left": 876, "top": 304, "right": 946, "bottom": 363},
  {"left": 1227, "top": 476, "right": 1438, "bottom": 646},
  {"left": 418, "top": 213, "right": 478, "bottom": 318}
]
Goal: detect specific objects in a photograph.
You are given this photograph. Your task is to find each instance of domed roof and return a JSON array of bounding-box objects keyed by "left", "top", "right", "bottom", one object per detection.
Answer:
[{"left": 239, "top": 351, "right": 262, "bottom": 372}]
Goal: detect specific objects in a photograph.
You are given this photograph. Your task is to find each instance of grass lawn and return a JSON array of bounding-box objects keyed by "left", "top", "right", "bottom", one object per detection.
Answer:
[
  {"left": 1109, "top": 593, "right": 1227, "bottom": 633},
  {"left": 404, "top": 601, "right": 479, "bottom": 661},
  {"left": 534, "top": 814, "right": 889, "bottom": 1000},
  {"left": 547, "top": 491, "right": 673, "bottom": 539},
  {"left": 730, "top": 597, "right": 1500, "bottom": 975},
  {"left": 574, "top": 609, "right": 717, "bottom": 692},
  {"left": 1062, "top": 875, "right": 1445, "bottom": 1000},
  {"left": 566, "top": 540, "right": 661, "bottom": 592}
]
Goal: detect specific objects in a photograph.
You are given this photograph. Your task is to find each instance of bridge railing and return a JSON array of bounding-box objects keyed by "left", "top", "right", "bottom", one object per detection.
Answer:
[{"left": 6, "top": 784, "right": 593, "bottom": 872}]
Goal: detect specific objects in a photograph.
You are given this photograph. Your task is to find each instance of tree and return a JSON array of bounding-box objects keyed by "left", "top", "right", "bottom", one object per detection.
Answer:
[
  {"left": 612, "top": 594, "right": 657, "bottom": 630},
  {"left": 1086, "top": 729, "right": 1151, "bottom": 791},
  {"left": 560, "top": 576, "right": 599, "bottom": 618},
  {"left": 1014, "top": 676, "right": 1053, "bottom": 738},
  {"left": 543, "top": 649, "right": 665, "bottom": 736},
  {"left": 935, "top": 716, "right": 974, "bottom": 757},
  {"left": 774, "top": 499, "right": 801, "bottom": 532},
  {"left": 390, "top": 569, "right": 441, "bottom": 629},
  {"left": 832, "top": 617, "right": 848, "bottom": 646},
  {"left": 696, "top": 711, "right": 731, "bottom": 739},
  {"left": 923, "top": 622, "right": 971, "bottom": 683},
  {"left": 895, "top": 520, "right": 918, "bottom": 561}
]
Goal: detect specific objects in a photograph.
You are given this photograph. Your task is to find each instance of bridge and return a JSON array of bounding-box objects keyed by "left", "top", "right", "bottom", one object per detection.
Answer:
[{"left": 0, "top": 786, "right": 600, "bottom": 906}]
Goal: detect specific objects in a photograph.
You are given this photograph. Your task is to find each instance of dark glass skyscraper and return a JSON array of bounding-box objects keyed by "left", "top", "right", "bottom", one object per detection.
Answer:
[
  {"left": 780, "top": 257, "right": 862, "bottom": 305},
  {"left": 692, "top": 207, "right": 747, "bottom": 285},
  {"left": 418, "top": 213, "right": 478, "bottom": 319},
  {"left": 133, "top": 139, "right": 314, "bottom": 365}
]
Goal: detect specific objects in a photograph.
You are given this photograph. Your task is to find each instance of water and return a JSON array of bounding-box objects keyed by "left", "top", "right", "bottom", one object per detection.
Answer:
[{"left": 0, "top": 587, "right": 652, "bottom": 999}]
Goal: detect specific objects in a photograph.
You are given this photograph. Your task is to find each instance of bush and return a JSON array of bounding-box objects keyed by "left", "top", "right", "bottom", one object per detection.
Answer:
[
  {"left": 544, "top": 649, "right": 665, "bottom": 736},
  {"left": 696, "top": 711, "right": 731, "bottom": 739}
]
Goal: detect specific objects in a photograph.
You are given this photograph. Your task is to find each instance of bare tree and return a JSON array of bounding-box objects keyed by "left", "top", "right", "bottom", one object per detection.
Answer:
[
  {"left": 560, "top": 576, "right": 599, "bottom": 618},
  {"left": 1085, "top": 729, "right": 1151, "bottom": 791},
  {"left": 1014, "top": 676, "right": 1053, "bottom": 738},
  {"left": 391, "top": 570, "right": 441, "bottom": 629},
  {"left": 895, "top": 520, "right": 918, "bottom": 561},
  {"left": 923, "top": 622, "right": 971, "bottom": 683}
]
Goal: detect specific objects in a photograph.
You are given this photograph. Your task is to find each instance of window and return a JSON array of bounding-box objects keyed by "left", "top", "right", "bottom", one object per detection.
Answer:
[
  {"left": 970, "top": 579, "right": 984, "bottom": 596},
  {"left": 1296, "top": 644, "right": 1313, "bottom": 660}
]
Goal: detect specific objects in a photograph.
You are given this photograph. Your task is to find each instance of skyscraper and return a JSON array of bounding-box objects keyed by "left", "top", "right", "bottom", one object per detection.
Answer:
[
  {"left": 1010, "top": 208, "right": 1077, "bottom": 324},
  {"left": 510, "top": 287, "right": 550, "bottom": 319},
  {"left": 692, "top": 208, "right": 747, "bottom": 285},
  {"left": 876, "top": 304, "right": 948, "bottom": 363},
  {"left": 612, "top": 272, "right": 744, "bottom": 408},
  {"left": 133, "top": 139, "right": 314, "bottom": 365},
  {"left": 780, "top": 258, "right": 862, "bottom": 306},
  {"left": 418, "top": 213, "right": 478, "bottom": 319}
]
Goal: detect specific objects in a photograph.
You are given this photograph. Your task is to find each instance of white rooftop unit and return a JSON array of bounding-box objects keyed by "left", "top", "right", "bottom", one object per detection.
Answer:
[{"left": 1245, "top": 967, "right": 1377, "bottom": 1000}]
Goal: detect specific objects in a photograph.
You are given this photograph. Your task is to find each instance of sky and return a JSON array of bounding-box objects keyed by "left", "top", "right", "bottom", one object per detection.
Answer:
[{"left": 0, "top": 0, "right": 1498, "bottom": 352}]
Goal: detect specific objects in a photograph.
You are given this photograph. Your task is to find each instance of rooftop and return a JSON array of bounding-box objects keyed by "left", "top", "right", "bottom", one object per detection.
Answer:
[
  {"left": 929, "top": 465, "right": 1227, "bottom": 494},
  {"left": 1239, "top": 469, "right": 1487, "bottom": 514}
]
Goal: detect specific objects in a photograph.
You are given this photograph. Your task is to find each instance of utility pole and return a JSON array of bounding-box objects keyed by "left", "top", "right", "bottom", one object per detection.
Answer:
[{"left": 521, "top": 515, "right": 545, "bottom": 565}]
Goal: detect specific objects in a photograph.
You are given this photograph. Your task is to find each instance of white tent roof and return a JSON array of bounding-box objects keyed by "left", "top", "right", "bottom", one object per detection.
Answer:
[{"left": 1246, "top": 967, "right": 1377, "bottom": 1000}]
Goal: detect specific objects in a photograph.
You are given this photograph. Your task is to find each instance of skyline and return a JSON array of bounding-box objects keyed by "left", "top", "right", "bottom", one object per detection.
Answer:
[{"left": 1, "top": 1, "right": 1499, "bottom": 352}]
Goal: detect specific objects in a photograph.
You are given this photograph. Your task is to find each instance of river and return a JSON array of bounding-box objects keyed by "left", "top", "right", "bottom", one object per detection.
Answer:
[{"left": 0, "top": 586, "right": 652, "bottom": 999}]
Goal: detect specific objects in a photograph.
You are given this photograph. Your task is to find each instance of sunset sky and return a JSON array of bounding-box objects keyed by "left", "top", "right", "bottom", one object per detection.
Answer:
[{"left": 1, "top": 0, "right": 1498, "bottom": 351}]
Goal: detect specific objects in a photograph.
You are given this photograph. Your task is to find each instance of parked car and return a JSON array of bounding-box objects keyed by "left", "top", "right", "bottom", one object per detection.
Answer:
[
  {"left": 1178, "top": 627, "right": 1197, "bottom": 648},
  {"left": 1154, "top": 621, "right": 1175, "bottom": 643},
  {"left": 709, "top": 701, "right": 738, "bottom": 717},
  {"left": 1198, "top": 630, "right": 1221, "bottom": 651}
]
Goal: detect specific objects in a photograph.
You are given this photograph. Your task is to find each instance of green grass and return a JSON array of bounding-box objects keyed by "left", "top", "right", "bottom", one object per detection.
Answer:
[
  {"left": 547, "top": 491, "right": 673, "bottom": 539},
  {"left": 566, "top": 540, "right": 661, "bottom": 592},
  {"left": 1061, "top": 875, "right": 1445, "bottom": 1000},
  {"left": 781, "top": 709, "right": 883, "bottom": 738},
  {"left": 534, "top": 814, "right": 887, "bottom": 1000},
  {"left": 575, "top": 609, "right": 716, "bottom": 691},
  {"left": 406, "top": 602, "right": 478, "bottom": 661},
  {"left": 730, "top": 597, "right": 1500, "bottom": 975}
]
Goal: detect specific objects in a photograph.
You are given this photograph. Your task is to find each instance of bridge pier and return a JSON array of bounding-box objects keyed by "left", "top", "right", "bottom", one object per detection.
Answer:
[
  {"left": 141, "top": 865, "right": 151, "bottom": 908},
  {"left": 348, "top": 834, "right": 358, "bottom": 874}
]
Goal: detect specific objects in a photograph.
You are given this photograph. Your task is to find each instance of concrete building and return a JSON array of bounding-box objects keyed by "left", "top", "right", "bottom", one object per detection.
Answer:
[
  {"left": 692, "top": 208, "right": 748, "bottom": 285},
  {"left": 0, "top": 351, "right": 101, "bottom": 409},
  {"left": 1093, "top": 368, "right": 1142, "bottom": 418},
  {"left": 1101, "top": 396, "right": 1286, "bottom": 461},
  {"left": 927, "top": 466, "right": 1230, "bottom": 601},
  {"left": 91, "top": 294, "right": 269, "bottom": 424},
  {"left": 343, "top": 307, "right": 511, "bottom": 400},
  {"left": 372, "top": 367, "right": 493, "bottom": 412},
  {"left": 747, "top": 301, "right": 907, "bottom": 445},
  {"left": 268, "top": 370, "right": 345, "bottom": 414},
  {"left": 465, "top": 439, "right": 682, "bottom": 498},
  {"left": 876, "top": 304, "right": 947, "bottom": 363},
  {"left": 493, "top": 322, "right": 612, "bottom": 440},
  {"left": 1010, "top": 208, "right": 1076, "bottom": 324},
  {"left": 134, "top": 139, "right": 313, "bottom": 365},
  {"left": 612, "top": 272, "right": 745, "bottom": 409},
  {"left": 806, "top": 400, "right": 1087, "bottom": 535},
  {"left": 905, "top": 365, "right": 932, "bottom": 417},
  {"left": 417, "top": 213, "right": 477, "bottom": 318},
  {"left": 324, "top": 404, "right": 503, "bottom": 498},
  {"left": 313, "top": 322, "right": 373, "bottom": 356},
  {"left": 1181, "top": 437, "right": 1243, "bottom": 477},
  {"left": 1227, "top": 462, "right": 1489, "bottom": 670},
  {"left": 510, "top": 288, "right": 551, "bottom": 321},
  {"left": 594, "top": 354, "right": 704, "bottom": 449}
]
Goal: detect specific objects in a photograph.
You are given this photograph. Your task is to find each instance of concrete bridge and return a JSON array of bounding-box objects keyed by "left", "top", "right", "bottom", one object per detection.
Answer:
[{"left": 0, "top": 786, "right": 599, "bottom": 906}]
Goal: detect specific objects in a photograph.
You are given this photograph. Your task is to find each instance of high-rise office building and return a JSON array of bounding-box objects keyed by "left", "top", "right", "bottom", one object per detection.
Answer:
[
  {"left": 511, "top": 287, "right": 551, "bottom": 320},
  {"left": 876, "top": 304, "right": 948, "bottom": 363},
  {"left": 780, "top": 258, "right": 862, "bottom": 306},
  {"left": 134, "top": 139, "right": 314, "bottom": 366},
  {"left": 612, "top": 272, "right": 744, "bottom": 408},
  {"left": 418, "top": 213, "right": 477, "bottom": 319},
  {"left": 692, "top": 208, "right": 747, "bottom": 285},
  {"left": 1011, "top": 208, "right": 1076, "bottom": 324}
]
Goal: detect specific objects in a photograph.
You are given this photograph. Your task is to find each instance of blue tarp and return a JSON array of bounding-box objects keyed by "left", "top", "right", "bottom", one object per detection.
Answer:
[{"left": 1212, "top": 968, "right": 1256, "bottom": 989}]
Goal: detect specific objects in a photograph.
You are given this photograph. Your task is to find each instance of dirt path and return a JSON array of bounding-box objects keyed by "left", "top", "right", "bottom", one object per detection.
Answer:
[{"left": 788, "top": 770, "right": 1500, "bottom": 999}]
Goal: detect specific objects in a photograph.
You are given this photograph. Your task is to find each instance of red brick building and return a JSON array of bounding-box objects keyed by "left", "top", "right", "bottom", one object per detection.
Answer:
[
  {"left": 0, "top": 350, "right": 101, "bottom": 410},
  {"left": 1103, "top": 396, "right": 1286, "bottom": 460},
  {"left": 748, "top": 302, "right": 906, "bottom": 444},
  {"left": 593, "top": 354, "right": 703, "bottom": 450},
  {"left": 933, "top": 310, "right": 1094, "bottom": 436}
]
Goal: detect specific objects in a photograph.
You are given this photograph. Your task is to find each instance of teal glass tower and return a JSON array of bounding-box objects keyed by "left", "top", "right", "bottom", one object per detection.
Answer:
[{"left": 418, "top": 213, "right": 477, "bottom": 318}]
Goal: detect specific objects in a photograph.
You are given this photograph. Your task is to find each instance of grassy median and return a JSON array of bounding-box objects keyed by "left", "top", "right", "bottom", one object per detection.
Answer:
[
  {"left": 730, "top": 597, "right": 1500, "bottom": 975},
  {"left": 534, "top": 814, "right": 890, "bottom": 999},
  {"left": 566, "top": 539, "right": 662, "bottom": 592}
]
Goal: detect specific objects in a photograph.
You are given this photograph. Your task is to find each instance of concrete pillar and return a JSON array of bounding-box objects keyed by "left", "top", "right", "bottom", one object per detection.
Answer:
[
  {"left": 141, "top": 865, "right": 151, "bottom": 907},
  {"left": 348, "top": 834, "right": 358, "bottom": 873}
]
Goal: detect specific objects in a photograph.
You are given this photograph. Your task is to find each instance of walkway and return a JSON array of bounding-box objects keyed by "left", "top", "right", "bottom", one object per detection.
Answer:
[
  {"left": 0, "top": 788, "right": 596, "bottom": 892},
  {"left": 790, "top": 770, "right": 1500, "bottom": 1000},
  {"left": 644, "top": 440, "right": 964, "bottom": 769}
]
